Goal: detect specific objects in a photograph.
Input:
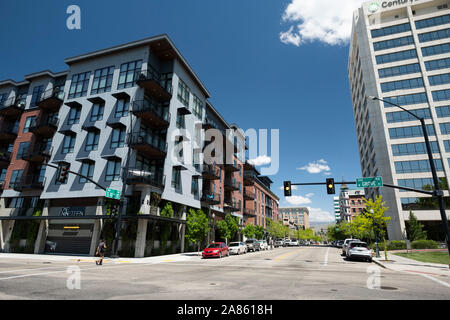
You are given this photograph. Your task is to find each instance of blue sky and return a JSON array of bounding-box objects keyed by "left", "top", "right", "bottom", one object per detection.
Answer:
[{"left": 0, "top": 0, "right": 366, "bottom": 223}]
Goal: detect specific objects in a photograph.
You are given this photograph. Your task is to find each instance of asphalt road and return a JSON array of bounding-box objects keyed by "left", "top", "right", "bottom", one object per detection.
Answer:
[{"left": 0, "top": 246, "right": 449, "bottom": 300}]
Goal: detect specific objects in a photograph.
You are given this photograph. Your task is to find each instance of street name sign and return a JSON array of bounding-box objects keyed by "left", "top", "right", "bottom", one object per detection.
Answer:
[
  {"left": 356, "top": 177, "right": 383, "bottom": 188},
  {"left": 106, "top": 188, "right": 121, "bottom": 200}
]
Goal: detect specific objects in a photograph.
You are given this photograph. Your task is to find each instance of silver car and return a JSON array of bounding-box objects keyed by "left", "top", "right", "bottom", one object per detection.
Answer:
[
  {"left": 228, "top": 242, "right": 247, "bottom": 255},
  {"left": 257, "top": 240, "right": 269, "bottom": 250},
  {"left": 342, "top": 238, "right": 360, "bottom": 256},
  {"left": 347, "top": 241, "right": 372, "bottom": 262}
]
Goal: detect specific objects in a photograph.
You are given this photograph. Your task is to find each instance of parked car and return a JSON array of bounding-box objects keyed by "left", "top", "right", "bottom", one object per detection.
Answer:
[
  {"left": 202, "top": 242, "right": 229, "bottom": 258},
  {"left": 245, "top": 239, "right": 261, "bottom": 252},
  {"left": 275, "top": 240, "right": 284, "bottom": 248},
  {"left": 228, "top": 242, "right": 247, "bottom": 255},
  {"left": 342, "top": 238, "right": 360, "bottom": 255},
  {"left": 283, "top": 239, "right": 292, "bottom": 247},
  {"left": 336, "top": 240, "right": 344, "bottom": 248},
  {"left": 346, "top": 241, "right": 372, "bottom": 262},
  {"left": 257, "top": 240, "right": 269, "bottom": 250},
  {"left": 290, "top": 240, "right": 299, "bottom": 246}
]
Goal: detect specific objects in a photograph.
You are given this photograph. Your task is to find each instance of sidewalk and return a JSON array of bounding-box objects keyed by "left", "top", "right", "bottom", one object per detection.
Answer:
[
  {"left": 0, "top": 252, "right": 202, "bottom": 264},
  {"left": 373, "top": 252, "right": 450, "bottom": 278}
]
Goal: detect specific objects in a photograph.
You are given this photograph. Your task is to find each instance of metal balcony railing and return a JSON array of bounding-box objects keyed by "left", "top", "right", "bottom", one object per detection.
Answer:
[
  {"left": 131, "top": 99, "right": 170, "bottom": 124},
  {"left": 126, "top": 168, "right": 165, "bottom": 188}
]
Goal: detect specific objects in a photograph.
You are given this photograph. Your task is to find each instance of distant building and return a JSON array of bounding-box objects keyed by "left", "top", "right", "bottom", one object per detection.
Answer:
[
  {"left": 334, "top": 196, "right": 340, "bottom": 222},
  {"left": 278, "top": 207, "right": 310, "bottom": 230},
  {"left": 339, "top": 182, "right": 365, "bottom": 222}
]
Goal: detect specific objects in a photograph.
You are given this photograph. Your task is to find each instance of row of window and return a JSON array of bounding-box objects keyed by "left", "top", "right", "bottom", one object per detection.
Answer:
[
  {"left": 378, "top": 63, "right": 421, "bottom": 79},
  {"left": 425, "top": 57, "right": 450, "bottom": 71},
  {"left": 383, "top": 92, "right": 428, "bottom": 107},
  {"left": 394, "top": 159, "right": 443, "bottom": 174},
  {"left": 376, "top": 49, "right": 417, "bottom": 65},
  {"left": 418, "top": 28, "right": 450, "bottom": 43},
  {"left": 66, "top": 98, "right": 129, "bottom": 125},
  {"left": 397, "top": 177, "right": 438, "bottom": 192},
  {"left": 428, "top": 73, "right": 450, "bottom": 86},
  {"left": 61, "top": 127, "right": 127, "bottom": 154},
  {"left": 389, "top": 124, "right": 435, "bottom": 139},
  {"left": 422, "top": 43, "right": 450, "bottom": 57},
  {"left": 385, "top": 108, "right": 431, "bottom": 123},
  {"left": 177, "top": 78, "right": 204, "bottom": 120},
  {"left": 415, "top": 14, "right": 450, "bottom": 30},
  {"left": 392, "top": 141, "right": 439, "bottom": 156},
  {"left": 371, "top": 22, "right": 411, "bottom": 39},
  {"left": 380, "top": 77, "right": 424, "bottom": 93},
  {"left": 373, "top": 36, "right": 414, "bottom": 52}
]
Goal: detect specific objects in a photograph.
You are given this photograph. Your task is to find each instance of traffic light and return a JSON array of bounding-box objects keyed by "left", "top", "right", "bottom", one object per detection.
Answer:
[
  {"left": 284, "top": 181, "right": 292, "bottom": 197},
  {"left": 57, "top": 164, "right": 70, "bottom": 183},
  {"left": 111, "top": 201, "right": 121, "bottom": 216},
  {"left": 326, "top": 178, "right": 335, "bottom": 195}
]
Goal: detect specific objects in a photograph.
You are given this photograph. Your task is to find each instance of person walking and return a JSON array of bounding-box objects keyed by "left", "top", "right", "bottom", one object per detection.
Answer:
[{"left": 96, "top": 239, "right": 106, "bottom": 266}]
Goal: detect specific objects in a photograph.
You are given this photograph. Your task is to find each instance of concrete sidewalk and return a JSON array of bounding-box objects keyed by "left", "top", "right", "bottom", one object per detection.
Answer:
[
  {"left": 0, "top": 252, "right": 202, "bottom": 264},
  {"left": 373, "top": 252, "right": 450, "bottom": 278}
]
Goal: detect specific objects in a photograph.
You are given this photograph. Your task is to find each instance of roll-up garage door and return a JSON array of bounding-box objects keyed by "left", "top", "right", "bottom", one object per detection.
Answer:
[{"left": 45, "top": 221, "right": 94, "bottom": 255}]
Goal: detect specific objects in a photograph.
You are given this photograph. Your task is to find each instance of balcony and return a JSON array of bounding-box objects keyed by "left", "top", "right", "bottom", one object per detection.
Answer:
[
  {"left": 224, "top": 197, "right": 241, "bottom": 212},
  {"left": 0, "top": 97, "right": 25, "bottom": 118},
  {"left": 201, "top": 192, "right": 221, "bottom": 205},
  {"left": 201, "top": 164, "right": 221, "bottom": 180},
  {"left": 36, "top": 87, "right": 65, "bottom": 112},
  {"left": 126, "top": 168, "right": 165, "bottom": 188},
  {"left": 243, "top": 208, "right": 256, "bottom": 217},
  {"left": 128, "top": 132, "right": 167, "bottom": 160},
  {"left": 131, "top": 99, "right": 170, "bottom": 129},
  {"left": 135, "top": 68, "right": 172, "bottom": 102},
  {"left": 21, "top": 144, "right": 52, "bottom": 163},
  {"left": 244, "top": 172, "right": 256, "bottom": 186},
  {"left": 244, "top": 189, "right": 255, "bottom": 200},
  {"left": 13, "top": 175, "right": 46, "bottom": 192},
  {"left": 29, "top": 116, "right": 59, "bottom": 138},
  {"left": 0, "top": 151, "right": 11, "bottom": 167},
  {"left": 0, "top": 123, "right": 18, "bottom": 142},
  {"left": 224, "top": 178, "right": 239, "bottom": 191}
]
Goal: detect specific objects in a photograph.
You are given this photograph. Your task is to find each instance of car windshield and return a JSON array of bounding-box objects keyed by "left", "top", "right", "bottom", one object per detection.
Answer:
[
  {"left": 207, "top": 244, "right": 221, "bottom": 248},
  {"left": 245, "top": 240, "right": 254, "bottom": 243},
  {"left": 229, "top": 243, "right": 239, "bottom": 247},
  {"left": 352, "top": 243, "right": 368, "bottom": 248}
]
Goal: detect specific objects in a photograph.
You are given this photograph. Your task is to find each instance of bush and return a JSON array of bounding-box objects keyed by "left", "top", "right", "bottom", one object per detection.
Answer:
[
  {"left": 370, "top": 240, "right": 406, "bottom": 251},
  {"left": 411, "top": 240, "right": 438, "bottom": 249}
]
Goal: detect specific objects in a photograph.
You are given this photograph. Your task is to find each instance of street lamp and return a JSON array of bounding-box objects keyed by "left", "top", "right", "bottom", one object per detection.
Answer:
[
  {"left": 369, "top": 96, "right": 450, "bottom": 260},
  {"left": 371, "top": 209, "right": 380, "bottom": 258}
]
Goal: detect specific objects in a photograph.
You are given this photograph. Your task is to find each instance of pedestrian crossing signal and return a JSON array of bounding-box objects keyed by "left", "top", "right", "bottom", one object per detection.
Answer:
[
  {"left": 326, "top": 178, "right": 335, "bottom": 195},
  {"left": 284, "top": 181, "right": 292, "bottom": 197}
]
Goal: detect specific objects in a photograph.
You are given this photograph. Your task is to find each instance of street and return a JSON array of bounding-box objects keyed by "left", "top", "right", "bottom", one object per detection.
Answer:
[{"left": 0, "top": 246, "right": 449, "bottom": 300}]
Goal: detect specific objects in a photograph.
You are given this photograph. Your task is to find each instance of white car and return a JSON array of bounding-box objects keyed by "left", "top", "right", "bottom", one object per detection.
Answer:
[
  {"left": 275, "top": 240, "right": 284, "bottom": 248},
  {"left": 346, "top": 241, "right": 372, "bottom": 262},
  {"left": 283, "top": 239, "right": 292, "bottom": 247},
  {"left": 290, "top": 240, "right": 299, "bottom": 246},
  {"left": 257, "top": 240, "right": 269, "bottom": 250},
  {"left": 228, "top": 242, "right": 247, "bottom": 255},
  {"left": 342, "top": 238, "right": 360, "bottom": 256}
]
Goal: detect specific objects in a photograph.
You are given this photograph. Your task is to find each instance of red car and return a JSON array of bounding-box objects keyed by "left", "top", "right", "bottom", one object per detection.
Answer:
[{"left": 202, "top": 242, "right": 229, "bottom": 258}]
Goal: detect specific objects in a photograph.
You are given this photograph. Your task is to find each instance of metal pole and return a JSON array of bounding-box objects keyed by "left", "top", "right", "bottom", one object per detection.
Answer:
[{"left": 371, "top": 209, "right": 380, "bottom": 258}]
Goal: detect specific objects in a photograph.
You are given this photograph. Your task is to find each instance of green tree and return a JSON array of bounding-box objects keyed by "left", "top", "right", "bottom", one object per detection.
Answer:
[
  {"left": 254, "top": 225, "right": 265, "bottom": 239},
  {"left": 406, "top": 211, "right": 427, "bottom": 241},
  {"left": 242, "top": 224, "right": 255, "bottom": 239},
  {"left": 217, "top": 214, "right": 239, "bottom": 244},
  {"left": 160, "top": 202, "right": 174, "bottom": 218},
  {"left": 185, "top": 208, "right": 210, "bottom": 254}
]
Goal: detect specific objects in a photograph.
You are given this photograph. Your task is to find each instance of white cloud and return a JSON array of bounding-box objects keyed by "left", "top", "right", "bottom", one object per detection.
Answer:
[
  {"left": 308, "top": 207, "right": 335, "bottom": 223},
  {"left": 298, "top": 159, "right": 331, "bottom": 174},
  {"left": 305, "top": 193, "right": 314, "bottom": 198},
  {"left": 248, "top": 155, "right": 271, "bottom": 166},
  {"left": 279, "top": 185, "right": 298, "bottom": 191},
  {"left": 286, "top": 195, "right": 312, "bottom": 206},
  {"left": 280, "top": 0, "right": 364, "bottom": 46}
]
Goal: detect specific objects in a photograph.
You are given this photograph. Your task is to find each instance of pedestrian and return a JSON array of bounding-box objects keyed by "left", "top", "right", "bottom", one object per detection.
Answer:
[
  {"left": 96, "top": 239, "right": 106, "bottom": 266},
  {"left": 269, "top": 237, "right": 274, "bottom": 250}
]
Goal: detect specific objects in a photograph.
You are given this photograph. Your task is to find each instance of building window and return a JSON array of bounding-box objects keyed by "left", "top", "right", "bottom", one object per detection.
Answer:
[
  {"left": 115, "top": 98, "right": 129, "bottom": 118},
  {"left": 7, "top": 197, "right": 24, "bottom": 208},
  {"left": 68, "top": 71, "right": 91, "bottom": 99},
  {"left": 375, "top": 49, "right": 417, "bottom": 65},
  {"left": 383, "top": 92, "right": 428, "bottom": 107},
  {"left": 191, "top": 176, "right": 199, "bottom": 197},
  {"left": 118, "top": 60, "right": 142, "bottom": 89},
  {"left": 380, "top": 77, "right": 424, "bottom": 93},
  {"left": 9, "top": 170, "right": 23, "bottom": 188},
  {"left": 91, "top": 66, "right": 114, "bottom": 94},
  {"left": 79, "top": 162, "right": 95, "bottom": 183},
  {"left": 177, "top": 78, "right": 190, "bottom": 107},
  {"left": 415, "top": 14, "right": 450, "bottom": 29},
  {"left": 192, "top": 95, "right": 203, "bottom": 119},
  {"left": 392, "top": 141, "right": 439, "bottom": 156},
  {"left": 176, "top": 111, "right": 185, "bottom": 129},
  {"left": 373, "top": 36, "right": 414, "bottom": 52},
  {"left": 23, "top": 116, "right": 36, "bottom": 133},
  {"left": 16, "top": 142, "right": 30, "bottom": 159},
  {"left": 428, "top": 73, "right": 450, "bottom": 86},
  {"left": 111, "top": 128, "right": 126, "bottom": 149},
  {"left": 418, "top": 28, "right": 450, "bottom": 43},
  {"left": 85, "top": 131, "right": 100, "bottom": 151},
  {"left": 425, "top": 57, "right": 450, "bottom": 71},
  {"left": 62, "top": 134, "right": 76, "bottom": 154},
  {"left": 67, "top": 106, "right": 81, "bottom": 125},
  {"left": 106, "top": 159, "right": 121, "bottom": 181},
  {"left": 90, "top": 102, "right": 104, "bottom": 122},
  {"left": 371, "top": 22, "right": 411, "bottom": 38},
  {"left": 422, "top": 43, "right": 450, "bottom": 57},
  {"left": 30, "top": 85, "right": 44, "bottom": 107},
  {"left": 172, "top": 167, "right": 181, "bottom": 189},
  {"left": 385, "top": 108, "right": 431, "bottom": 123},
  {"left": 378, "top": 63, "right": 421, "bottom": 79}
]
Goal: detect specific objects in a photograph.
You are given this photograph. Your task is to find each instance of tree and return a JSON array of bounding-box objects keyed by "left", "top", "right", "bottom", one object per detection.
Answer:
[
  {"left": 217, "top": 214, "right": 239, "bottom": 244},
  {"left": 363, "top": 195, "right": 391, "bottom": 241},
  {"left": 242, "top": 224, "right": 255, "bottom": 239},
  {"left": 185, "top": 208, "right": 210, "bottom": 254},
  {"left": 406, "top": 211, "right": 427, "bottom": 241},
  {"left": 254, "top": 225, "right": 265, "bottom": 239}
]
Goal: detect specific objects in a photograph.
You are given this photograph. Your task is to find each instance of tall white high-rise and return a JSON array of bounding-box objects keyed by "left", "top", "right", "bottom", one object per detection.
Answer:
[{"left": 349, "top": 0, "right": 450, "bottom": 240}]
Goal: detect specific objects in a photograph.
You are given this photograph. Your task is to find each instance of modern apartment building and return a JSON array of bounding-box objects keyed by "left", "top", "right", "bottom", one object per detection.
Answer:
[
  {"left": 334, "top": 196, "right": 341, "bottom": 222},
  {"left": 349, "top": 0, "right": 450, "bottom": 240},
  {"left": 0, "top": 35, "right": 277, "bottom": 256},
  {"left": 278, "top": 207, "right": 310, "bottom": 230},
  {"left": 338, "top": 182, "right": 366, "bottom": 222}
]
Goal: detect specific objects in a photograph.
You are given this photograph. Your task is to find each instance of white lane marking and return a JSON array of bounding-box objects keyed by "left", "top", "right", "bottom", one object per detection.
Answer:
[
  {"left": 322, "top": 247, "right": 330, "bottom": 266},
  {"left": 420, "top": 274, "right": 450, "bottom": 289},
  {"left": 0, "top": 266, "right": 63, "bottom": 274}
]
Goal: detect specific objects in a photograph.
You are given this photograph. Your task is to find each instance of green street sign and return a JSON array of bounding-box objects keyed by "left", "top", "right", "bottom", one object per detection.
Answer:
[
  {"left": 106, "top": 188, "right": 121, "bottom": 200},
  {"left": 356, "top": 177, "right": 383, "bottom": 188}
]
